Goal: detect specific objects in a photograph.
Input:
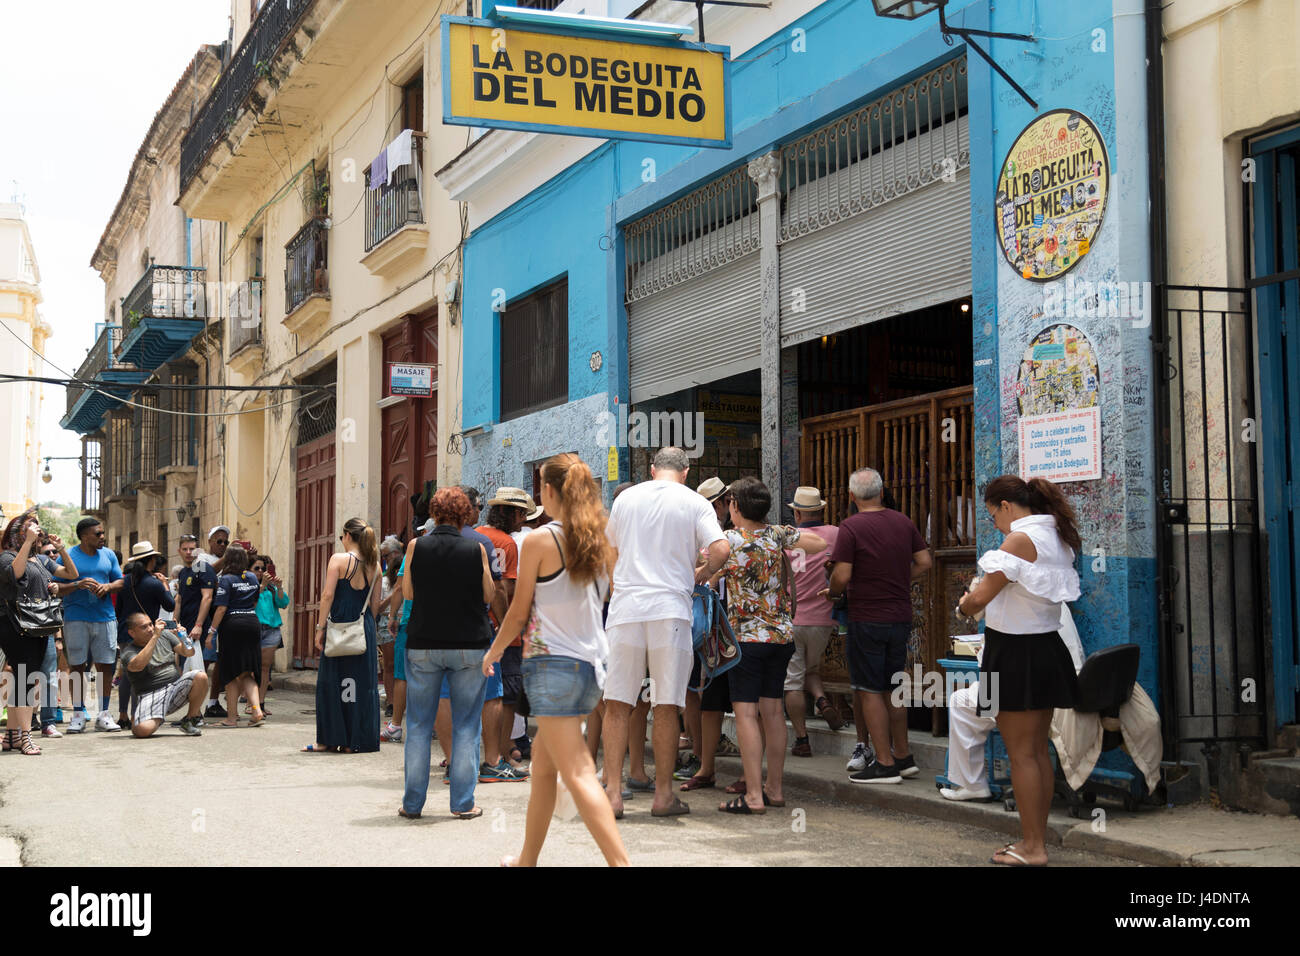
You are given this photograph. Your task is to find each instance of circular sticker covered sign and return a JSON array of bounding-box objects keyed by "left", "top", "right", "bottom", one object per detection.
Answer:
[
  {"left": 995, "top": 110, "right": 1109, "bottom": 281},
  {"left": 1016, "top": 324, "right": 1099, "bottom": 417}
]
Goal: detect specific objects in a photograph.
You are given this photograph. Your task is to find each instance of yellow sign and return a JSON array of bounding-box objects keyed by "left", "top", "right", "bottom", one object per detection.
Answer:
[
  {"left": 442, "top": 18, "right": 730, "bottom": 147},
  {"left": 995, "top": 109, "right": 1110, "bottom": 281},
  {"left": 607, "top": 445, "right": 620, "bottom": 482}
]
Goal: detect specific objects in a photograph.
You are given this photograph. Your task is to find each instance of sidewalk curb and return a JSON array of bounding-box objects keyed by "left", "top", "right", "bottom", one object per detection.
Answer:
[
  {"left": 738, "top": 756, "right": 1196, "bottom": 866},
  {"left": 277, "top": 670, "right": 318, "bottom": 695}
]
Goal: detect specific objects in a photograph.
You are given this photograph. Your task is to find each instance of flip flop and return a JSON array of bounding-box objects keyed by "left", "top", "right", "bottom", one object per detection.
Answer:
[
  {"left": 452, "top": 807, "right": 483, "bottom": 819},
  {"left": 626, "top": 777, "right": 655, "bottom": 792},
  {"left": 762, "top": 791, "right": 785, "bottom": 808},
  {"left": 301, "top": 744, "right": 338, "bottom": 753},
  {"left": 650, "top": 797, "right": 691, "bottom": 817},
  {"left": 397, "top": 808, "right": 420, "bottom": 819},
  {"left": 725, "top": 780, "right": 747, "bottom": 795},
  {"left": 718, "top": 795, "right": 764, "bottom": 815},
  {"left": 680, "top": 774, "right": 716, "bottom": 791},
  {"left": 990, "top": 845, "right": 1047, "bottom": 867},
  {"left": 248, "top": 710, "right": 266, "bottom": 727}
]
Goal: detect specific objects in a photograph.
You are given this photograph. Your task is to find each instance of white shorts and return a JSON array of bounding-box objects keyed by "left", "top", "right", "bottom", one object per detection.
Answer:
[
  {"left": 604, "top": 619, "right": 693, "bottom": 709},
  {"left": 133, "top": 672, "right": 197, "bottom": 724}
]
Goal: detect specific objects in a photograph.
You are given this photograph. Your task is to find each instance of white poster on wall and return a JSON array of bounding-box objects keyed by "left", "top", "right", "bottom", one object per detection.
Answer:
[{"left": 1017, "top": 406, "right": 1102, "bottom": 483}]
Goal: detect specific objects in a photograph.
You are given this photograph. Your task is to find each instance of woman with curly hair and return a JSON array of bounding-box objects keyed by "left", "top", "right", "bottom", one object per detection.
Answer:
[
  {"left": 398, "top": 488, "right": 495, "bottom": 819},
  {"left": 1, "top": 510, "right": 81, "bottom": 754},
  {"left": 485, "top": 454, "right": 628, "bottom": 865}
]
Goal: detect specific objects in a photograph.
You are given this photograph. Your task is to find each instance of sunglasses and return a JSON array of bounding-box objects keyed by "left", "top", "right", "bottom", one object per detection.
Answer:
[
  {"left": 41, "top": 548, "right": 57, "bottom": 556},
  {"left": 94, "top": 530, "right": 106, "bottom": 537}
]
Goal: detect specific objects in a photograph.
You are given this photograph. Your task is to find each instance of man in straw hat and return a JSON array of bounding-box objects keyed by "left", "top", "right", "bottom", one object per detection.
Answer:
[{"left": 783, "top": 487, "right": 847, "bottom": 760}]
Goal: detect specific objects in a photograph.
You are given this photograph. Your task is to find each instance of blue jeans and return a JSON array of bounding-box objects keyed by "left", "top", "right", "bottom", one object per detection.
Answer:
[
  {"left": 39, "top": 637, "right": 58, "bottom": 723},
  {"left": 403, "top": 649, "right": 487, "bottom": 815}
]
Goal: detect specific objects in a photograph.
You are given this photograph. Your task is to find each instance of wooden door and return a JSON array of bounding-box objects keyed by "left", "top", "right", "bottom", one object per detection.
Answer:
[
  {"left": 381, "top": 311, "right": 438, "bottom": 540},
  {"left": 293, "top": 433, "right": 336, "bottom": 667}
]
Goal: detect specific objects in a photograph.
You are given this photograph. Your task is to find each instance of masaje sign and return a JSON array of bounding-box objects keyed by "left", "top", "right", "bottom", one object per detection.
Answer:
[{"left": 442, "top": 17, "right": 730, "bottom": 147}]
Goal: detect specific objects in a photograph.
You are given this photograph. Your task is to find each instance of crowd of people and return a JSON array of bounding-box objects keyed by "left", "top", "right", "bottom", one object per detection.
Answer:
[
  {"left": 0, "top": 445, "right": 1084, "bottom": 867},
  {"left": 0, "top": 516, "right": 292, "bottom": 745}
]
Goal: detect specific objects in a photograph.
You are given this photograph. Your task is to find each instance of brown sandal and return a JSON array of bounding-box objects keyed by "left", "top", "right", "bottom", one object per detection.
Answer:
[
  {"left": 725, "top": 779, "right": 747, "bottom": 795},
  {"left": 680, "top": 774, "right": 716, "bottom": 791}
]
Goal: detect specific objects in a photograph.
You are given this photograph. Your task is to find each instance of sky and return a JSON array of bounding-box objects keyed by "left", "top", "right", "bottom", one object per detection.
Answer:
[{"left": 0, "top": 0, "right": 230, "bottom": 507}]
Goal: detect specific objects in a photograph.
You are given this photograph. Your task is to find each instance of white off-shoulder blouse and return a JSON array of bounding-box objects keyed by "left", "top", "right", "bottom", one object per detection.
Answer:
[{"left": 977, "top": 514, "right": 1080, "bottom": 634}]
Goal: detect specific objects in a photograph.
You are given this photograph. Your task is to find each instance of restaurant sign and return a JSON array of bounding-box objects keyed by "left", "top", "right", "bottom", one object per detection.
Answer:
[{"left": 441, "top": 16, "right": 731, "bottom": 148}]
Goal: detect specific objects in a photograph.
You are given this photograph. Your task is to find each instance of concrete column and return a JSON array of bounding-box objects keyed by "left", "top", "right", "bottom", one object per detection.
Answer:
[{"left": 748, "top": 151, "right": 782, "bottom": 519}]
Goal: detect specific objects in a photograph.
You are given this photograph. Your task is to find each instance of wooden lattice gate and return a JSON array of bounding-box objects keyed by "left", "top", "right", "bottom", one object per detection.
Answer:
[{"left": 800, "top": 386, "right": 978, "bottom": 726}]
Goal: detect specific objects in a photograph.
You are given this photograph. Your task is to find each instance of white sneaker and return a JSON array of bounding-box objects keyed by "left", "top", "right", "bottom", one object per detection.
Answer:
[
  {"left": 67, "top": 712, "right": 87, "bottom": 734},
  {"left": 42, "top": 724, "right": 63, "bottom": 738},
  {"left": 846, "top": 742, "right": 872, "bottom": 772},
  {"left": 939, "top": 785, "right": 993, "bottom": 802},
  {"left": 95, "top": 711, "right": 122, "bottom": 732}
]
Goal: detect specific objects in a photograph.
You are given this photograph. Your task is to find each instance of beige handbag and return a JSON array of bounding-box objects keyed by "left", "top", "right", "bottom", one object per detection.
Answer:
[{"left": 324, "top": 564, "right": 379, "bottom": 658}]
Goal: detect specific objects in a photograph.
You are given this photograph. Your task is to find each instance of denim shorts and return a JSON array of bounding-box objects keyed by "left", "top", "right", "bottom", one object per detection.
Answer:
[
  {"left": 259, "top": 626, "right": 283, "bottom": 650},
  {"left": 521, "top": 655, "right": 601, "bottom": 718},
  {"left": 63, "top": 620, "right": 117, "bottom": 666}
]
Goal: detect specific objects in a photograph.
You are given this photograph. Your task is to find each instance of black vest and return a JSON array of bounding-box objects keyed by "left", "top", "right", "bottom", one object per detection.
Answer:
[{"left": 405, "top": 526, "right": 493, "bottom": 650}]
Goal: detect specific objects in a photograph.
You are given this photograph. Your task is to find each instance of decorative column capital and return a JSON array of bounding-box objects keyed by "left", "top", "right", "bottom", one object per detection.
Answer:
[{"left": 747, "top": 151, "right": 782, "bottom": 202}]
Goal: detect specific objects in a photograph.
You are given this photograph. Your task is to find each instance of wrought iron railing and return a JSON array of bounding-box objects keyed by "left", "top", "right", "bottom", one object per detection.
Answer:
[
  {"left": 122, "top": 265, "right": 207, "bottom": 324},
  {"left": 229, "top": 278, "right": 264, "bottom": 353},
  {"left": 65, "top": 324, "right": 125, "bottom": 420},
  {"left": 778, "top": 56, "right": 967, "bottom": 243},
  {"left": 624, "top": 165, "right": 760, "bottom": 302},
  {"left": 180, "top": 0, "right": 317, "bottom": 192},
  {"left": 286, "top": 217, "right": 329, "bottom": 314},
  {"left": 364, "top": 134, "right": 425, "bottom": 251},
  {"left": 106, "top": 412, "right": 137, "bottom": 498}
]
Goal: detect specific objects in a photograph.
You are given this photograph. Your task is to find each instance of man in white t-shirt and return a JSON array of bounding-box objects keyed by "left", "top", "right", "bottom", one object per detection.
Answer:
[{"left": 602, "top": 446, "right": 729, "bottom": 818}]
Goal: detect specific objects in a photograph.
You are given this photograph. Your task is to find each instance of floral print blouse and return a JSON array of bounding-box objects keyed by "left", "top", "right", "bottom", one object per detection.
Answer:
[{"left": 722, "top": 525, "right": 802, "bottom": 644}]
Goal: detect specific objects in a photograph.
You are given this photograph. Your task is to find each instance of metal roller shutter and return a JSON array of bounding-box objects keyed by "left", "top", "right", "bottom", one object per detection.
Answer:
[
  {"left": 778, "top": 167, "right": 971, "bottom": 346},
  {"left": 627, "top": 251, "right": 761, "bottom": 403}
]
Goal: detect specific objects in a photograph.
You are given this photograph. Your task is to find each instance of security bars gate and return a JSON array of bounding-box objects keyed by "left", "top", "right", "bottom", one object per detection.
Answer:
[{"left": 1153, "top": 285, "right": 1268, "bottom": 756}]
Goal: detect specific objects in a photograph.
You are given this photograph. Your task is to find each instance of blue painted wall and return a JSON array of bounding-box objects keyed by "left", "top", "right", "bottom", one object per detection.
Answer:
[{"left": 458, "top": 0, "right": 1160, "bottom": 717}]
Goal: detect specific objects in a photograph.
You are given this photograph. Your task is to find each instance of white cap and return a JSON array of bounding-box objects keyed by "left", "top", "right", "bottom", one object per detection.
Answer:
[{"left": 207, "top": 525, "right": 231, "bottom": 540}]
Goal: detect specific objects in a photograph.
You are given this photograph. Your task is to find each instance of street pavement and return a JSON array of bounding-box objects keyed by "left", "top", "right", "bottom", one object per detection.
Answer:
[{"left": 0, "top": 688, "right": 1126, "bottom": 867}]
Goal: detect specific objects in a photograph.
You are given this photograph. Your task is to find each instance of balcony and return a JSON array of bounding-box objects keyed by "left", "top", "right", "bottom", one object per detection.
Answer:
[
  {"left": 179, "top": 0, "right": 318, "bottom": 199},
  {"left": 229, "top": 278, "right": 265, "bottom": 375},
  {"left": 118, "top": 265, "right": 208, "bottom": 370},
  {"left": 361, "top": 133, "right": 428, "bottom": 278},
  {"left": 60, "top": 324, "right": 147, "bottom": 435},
  {"left": 157, "top": 361, "right": 200, "bottom": 476},
  {"left": 177, "top": 0, "right": 427, "bottom": 221},
  {"left": 283, "top": 217, "right": 330, "bottom": 337}
]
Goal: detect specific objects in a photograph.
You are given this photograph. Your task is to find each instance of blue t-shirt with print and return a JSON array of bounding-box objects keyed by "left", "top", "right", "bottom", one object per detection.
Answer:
[{"left": 57, "top": 545, "right": 122, "bottom": 623}]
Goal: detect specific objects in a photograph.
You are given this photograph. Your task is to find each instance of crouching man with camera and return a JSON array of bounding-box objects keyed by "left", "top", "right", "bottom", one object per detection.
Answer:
[{"left": 120, "top": 613, "right": 207, "bottom": 738}]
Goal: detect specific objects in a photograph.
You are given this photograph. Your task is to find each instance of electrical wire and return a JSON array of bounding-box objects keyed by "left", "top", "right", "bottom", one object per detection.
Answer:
[
  {"left": 0, "top": 319, "right": 324, "bottom": 419},
  {"left": 218, "top": 396, "right": 299, "bottom": 519}
]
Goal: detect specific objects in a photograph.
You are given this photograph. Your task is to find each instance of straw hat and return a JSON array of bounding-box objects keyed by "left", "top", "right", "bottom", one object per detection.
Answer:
[
  {"left": 788, "top": 486, "right": 827, "bottom": 510},
  {"left": 523, "top": 494, "right": 544, "bottom": 521},
  {"left": 487, "top": 487, "right": 531, "bottom": 509},
  {"left": 128, "top": 540, "right": 163, "bottom": 563},
  {"left": 696, "top": 477, "right": 729, "bottom": 502}
]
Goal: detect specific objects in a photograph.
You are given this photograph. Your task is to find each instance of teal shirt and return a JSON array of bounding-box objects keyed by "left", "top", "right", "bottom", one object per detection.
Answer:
[{"left": 255, "top": 584, "right": 290, "bottom": 627}]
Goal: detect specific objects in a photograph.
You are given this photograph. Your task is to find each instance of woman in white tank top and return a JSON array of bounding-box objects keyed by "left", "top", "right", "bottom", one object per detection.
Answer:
[
  {"left": 959, "top": 475, "right": 1083, "bottom": 867},
  {"left": 484, "top": 454, "right": 629, "bottom": 867}
]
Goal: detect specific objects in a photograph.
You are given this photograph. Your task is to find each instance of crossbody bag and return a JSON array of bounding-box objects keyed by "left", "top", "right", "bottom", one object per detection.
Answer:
[{"left": 324, "top": 559, "right": 379, "bottom": 657}]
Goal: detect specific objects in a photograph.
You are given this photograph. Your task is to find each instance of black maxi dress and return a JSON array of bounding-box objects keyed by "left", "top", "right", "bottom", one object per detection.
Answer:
[{"left": 314, "top": 555, "right": 380, "bottom": 752}]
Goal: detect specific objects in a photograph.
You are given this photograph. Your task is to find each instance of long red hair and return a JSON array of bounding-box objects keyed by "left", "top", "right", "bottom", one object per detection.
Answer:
[{"left": 540, "top": 453, "right": 611, "bottom": 585}]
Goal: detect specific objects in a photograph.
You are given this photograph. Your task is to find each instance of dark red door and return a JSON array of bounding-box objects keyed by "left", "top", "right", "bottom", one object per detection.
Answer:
[
  {"left": 381, "top": 310, "right": 438, "bottom": 540},
  {"left": 293, "top": 433, "right": 336, "bottom": 667}
]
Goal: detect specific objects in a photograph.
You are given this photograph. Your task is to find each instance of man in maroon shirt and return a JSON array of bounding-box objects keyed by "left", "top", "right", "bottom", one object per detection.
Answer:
[{"left": 825, "top": 467, "right": 931, "bottom": 784}]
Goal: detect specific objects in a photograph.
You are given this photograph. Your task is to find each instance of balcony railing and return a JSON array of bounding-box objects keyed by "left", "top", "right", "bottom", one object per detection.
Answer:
[
  {"left": 364, "top": 134, "right": 425, "bottom": 251},
  {"left": 286, "top": 217, "right": 329, "bottom": 314},
  {"left": 81, "top": 439, "right": 102, "bottom": 514},
  {"left": 122, "top": 265, "right": 207, "bottom": 325},
  {"left": 65, "top": 324, "right": 125, "bottom": 421},
  {"left": 180, "top": 0, "right": 317, "bottom": 193},
  {"left": 230, "top": 278, "right": 264, "bottom": 354}
]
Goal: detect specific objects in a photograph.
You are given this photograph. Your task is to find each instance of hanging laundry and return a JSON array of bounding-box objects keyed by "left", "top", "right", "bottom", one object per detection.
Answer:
[
  {"left": 368, "top": 146, "right": 388, "bottom": 191},
  {"left": 384, "top": 128, "right": 414, "bottom": 185}
]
